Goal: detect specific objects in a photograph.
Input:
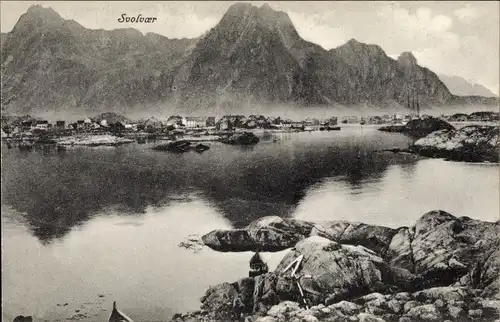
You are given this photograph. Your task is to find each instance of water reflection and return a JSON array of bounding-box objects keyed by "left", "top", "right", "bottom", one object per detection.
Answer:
[
  {"left": 1, "top": 197, "right": 252, "bottom": 322},
  {"left": 4, "top": 127, "right": 498, "bottom": 243},
  {"left": 2, "top": 128, "right": 417, "bottom": 242}
]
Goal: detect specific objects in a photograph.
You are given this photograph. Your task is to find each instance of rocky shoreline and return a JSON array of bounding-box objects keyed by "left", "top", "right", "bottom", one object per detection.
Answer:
[
  {"left": 379, "top": 124, "right": 499, "bottom": 163},
  {"left": 56, "top": 134, "right": 134, "bottom": 146},
  {"left": 413, "top": 125, "right": 499, "bottom": 163},
  {"left": 172, "top": 211, "right": 500, "bottom": 322}
]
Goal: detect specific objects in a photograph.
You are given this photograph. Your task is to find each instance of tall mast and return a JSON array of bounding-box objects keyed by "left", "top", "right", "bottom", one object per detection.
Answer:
[
  {"left": 416, "top": 94, "right": 420, "bottom": 117},
  {"left": 411, "top": 90, "right": 416, "bottom": 117},
  {"left": 406, "top": 84, "right": 410, "bottom": 112}
]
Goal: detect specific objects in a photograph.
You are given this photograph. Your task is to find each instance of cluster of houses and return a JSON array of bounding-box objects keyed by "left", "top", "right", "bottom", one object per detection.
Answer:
[
  {"left": 3, "top": 114, "right": 339, "bottom": 135},
  {"left": 4, "top": 116, "right": 217, "bottom": 135},
  {"left": 3, "top": 110, "right": 498, "bottom": 138},
  {"left": 342, "top": 114, "right": 432, "bottom": 125},
  {"left": 213, "top": 115, "right": 339, "bottom": 131}
]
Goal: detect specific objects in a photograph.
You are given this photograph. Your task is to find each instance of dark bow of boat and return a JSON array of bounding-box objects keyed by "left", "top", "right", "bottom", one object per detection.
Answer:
[{"left": 109, "top": 301, "right": 134, "bottom": 322}]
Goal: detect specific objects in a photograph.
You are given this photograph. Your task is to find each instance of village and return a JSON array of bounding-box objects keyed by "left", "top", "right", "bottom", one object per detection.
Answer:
[{"left": 2, "top": 111, "right": 498, "bottom": 139}]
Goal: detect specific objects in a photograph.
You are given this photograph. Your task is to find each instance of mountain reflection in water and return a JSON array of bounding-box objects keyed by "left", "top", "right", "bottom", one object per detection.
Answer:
[
  {"left": 1, "top": 127, "right": 411, "bottom": 242},
  {"left": 1, "top": 126, "right": 497, "bottom": 244}
]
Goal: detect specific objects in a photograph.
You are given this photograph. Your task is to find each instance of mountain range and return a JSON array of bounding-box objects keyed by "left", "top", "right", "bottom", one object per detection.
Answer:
[
  {"left": 1, "top": 3, "right": 498, "bottom": 114},
  {"left": 437, "top": 74, "right": 497, "bottom": 98}
]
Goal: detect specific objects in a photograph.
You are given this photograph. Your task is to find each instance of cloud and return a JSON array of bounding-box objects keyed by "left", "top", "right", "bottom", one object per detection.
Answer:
[
  {"left": 379, "top": 5, "right": 453, "bottom": 35},
  {"left": 288, "top": 11, "right": 347, "bottom": 50},
  {"left": 454, "top": 4, "right": 482, "bottom": 23}
]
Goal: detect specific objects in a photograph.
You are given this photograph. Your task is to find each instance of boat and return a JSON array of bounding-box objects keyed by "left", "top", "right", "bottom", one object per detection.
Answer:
[
  {"left": 136, "top": 137, "right": 147, "bottom": 144},
  {"left": 18, "top": 141, "right": 33, "bottom": 151},
  {"left": 109, "top": 301, "right": 134, "bottom": 322},
  {"left": 195, "top": 143, "right": 210, "bottom": 153}
]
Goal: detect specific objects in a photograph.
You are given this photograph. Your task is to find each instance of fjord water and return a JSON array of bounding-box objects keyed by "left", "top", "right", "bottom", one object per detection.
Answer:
[{"left": 2, "top": 126, "right": 499, "bottom": 322}]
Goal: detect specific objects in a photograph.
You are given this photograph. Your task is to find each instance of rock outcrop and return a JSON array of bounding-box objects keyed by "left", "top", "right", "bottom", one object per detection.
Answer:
[
  {"left": 220, "top": 132, "right": 260, "bottom": 145},
  {"left": 201, "top": 217, "right": 314, "bottom": 252},
  {"left": 378, "top": 116, "right": 455, "bottom": 136},
  {"left": 203, "top": 212, "right": 500, "bottom": 294},
  {"left": 413, "top": 125, "right": 499, "bottom": 162},
  {"left": 189, "top": 211, "right": 500, "bottom": 321},
  {"left": 242, "top": 286, "right": 499, "bottom": 322},
  {"left": 56, "top": 134, "right": 134, "bottom": 146}
]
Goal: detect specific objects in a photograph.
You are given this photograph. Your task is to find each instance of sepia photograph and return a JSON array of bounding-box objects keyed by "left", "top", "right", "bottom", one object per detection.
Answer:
[{"left": 1, "top": 1, "right": 499, "bottom": 322}]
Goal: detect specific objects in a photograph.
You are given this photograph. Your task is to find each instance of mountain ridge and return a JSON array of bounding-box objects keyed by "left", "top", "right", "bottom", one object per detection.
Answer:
[
  {"left": 1, "top": 3, "right": 498, "bottom": 114},
  {"left": 438, "top": 74, "right": 497, "bottom": 98}
]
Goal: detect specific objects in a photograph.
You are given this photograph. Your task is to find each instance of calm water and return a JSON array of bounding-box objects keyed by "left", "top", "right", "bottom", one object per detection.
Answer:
[{"left": 2, "top": 125, "right": 499, "bottom": 322}]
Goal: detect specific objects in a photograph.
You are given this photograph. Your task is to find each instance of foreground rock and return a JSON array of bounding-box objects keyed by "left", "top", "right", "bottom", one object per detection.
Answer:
[
  {"left": 413, "top": 125, "right": 499, "bottom": 162},
  {"left": 57, "top": 134, "right": 133, "bottom": 146},
  {"left": 172, "top": 257, "right": 499, "bottom": 321},
  {"left": 240, "top": 287, "right": 499, "bottom": 322},
  {"left": 203, "top": 212, "right": 500, "bottom": 299},
  {"left": 173, "top": 212, "right": 499, "bottom": 321},
  {"left": 378, "top": 117, "right": 455, "bottom": 135}
]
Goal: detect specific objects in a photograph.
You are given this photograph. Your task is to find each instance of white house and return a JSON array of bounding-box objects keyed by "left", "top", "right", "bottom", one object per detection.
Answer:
[
  {"left": 35, "top": 120, "right": 49, "bottom": 130},
  {"left": 184, "top": 117, "right": 208, "bottom": 128}
]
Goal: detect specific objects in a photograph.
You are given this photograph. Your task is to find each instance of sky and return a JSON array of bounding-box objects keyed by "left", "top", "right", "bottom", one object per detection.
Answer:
[{"left": 1, "top": 1, "right": 499, "bottom": 95}]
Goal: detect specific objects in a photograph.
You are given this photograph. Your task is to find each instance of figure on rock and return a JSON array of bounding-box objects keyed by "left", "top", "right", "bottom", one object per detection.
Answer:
[{"left": 249, "top": 250, "right": 268, "bottom": 277}]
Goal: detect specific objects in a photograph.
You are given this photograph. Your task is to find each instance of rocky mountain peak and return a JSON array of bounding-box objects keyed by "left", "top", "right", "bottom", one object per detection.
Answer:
[
  {"left": 331, "top": 38, "right": 388, "bottom": 65},
  {"left": 26, "top": 4, "right": 61, "bottom": 17},
  {"left": 221, "top": 2, "right": 295, "bottom": 33},
  {"left": 13, "top": 5, "right": 64, "bottom": 33},
  {"left": 347, "top": 38, "right": 360, "bottom": 45},
  {"left": 397, "top": 52, "right": 418, "bottom": 67}
]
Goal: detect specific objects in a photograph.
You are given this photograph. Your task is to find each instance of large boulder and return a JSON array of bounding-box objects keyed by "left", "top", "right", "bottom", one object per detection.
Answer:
[
  {"left": 199, "top": 282, "right": 238, "bottom": 320},
  {"left": 385, "top": 211, "right": 500, "bottom": 293},
  {"left": 202, "top": 217, "right": 314, "bottom": 252},
  {"left": 313, "top": 221, "right": 397, "bottom": 256},
  {"left": 404, "top": 304, "right": 442, "bottom": 321},
  {"left": 274, "top": 237, "right": 415, "bottom": 303},
  {"left": 203, "top": 217, "right": 396, "bottom": 254},
  {"left": 413, "top": 125, "right": 499, "bottom": 162}
]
